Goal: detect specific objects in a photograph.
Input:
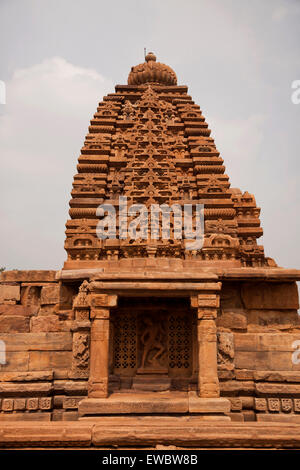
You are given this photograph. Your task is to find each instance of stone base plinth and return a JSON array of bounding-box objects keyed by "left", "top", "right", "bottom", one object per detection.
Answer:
[
  {"left": 78, "top": 392, "right": 231, "bottom": 420},
  {"left": 132, "top": 375, "right": 171, "bottom": 391}
]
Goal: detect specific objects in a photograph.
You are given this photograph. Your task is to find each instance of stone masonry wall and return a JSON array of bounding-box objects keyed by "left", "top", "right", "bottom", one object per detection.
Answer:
[
  {"left": 1, "top": 271, "right": 300, "bottom": 423},
  {"left": 0, "top": 271, "right": 87, "bottom": 421},
  {"left": 217, "top": 280, "right": 300, "bottom": 422}
]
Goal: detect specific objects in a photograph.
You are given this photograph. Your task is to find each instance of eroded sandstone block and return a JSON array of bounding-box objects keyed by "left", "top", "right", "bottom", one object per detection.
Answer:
[
  {"left": 31, "top": 315, "right": 61, "bottom": 332},
  {"left": 241, "top": 282, "right": 299, "bottom": 309},
  {"left": 0, "top": 285, "right": 20, "bottom": 303},
  {"left": 20, "top": 286, "right": 40, "bottom": 313},
  {"left": 217, "top": 309, "right": 247, "bottom": 330},
  {"left": 1, "top": 270, "right": 56, "bottom": 283},
  {"left": 0, "top": 316, "right": 30, "bottom": 333},
  {"left": 0, "top": 304, "right": 37, "bottom": 317},
  {"left": 40, "top": 285, "right": 60, "bottom": 305}
]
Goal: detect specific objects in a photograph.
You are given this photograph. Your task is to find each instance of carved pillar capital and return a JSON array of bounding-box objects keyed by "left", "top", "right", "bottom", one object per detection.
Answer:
[{"left": 90, "top": 293, "right": 118, "bottom": 308}]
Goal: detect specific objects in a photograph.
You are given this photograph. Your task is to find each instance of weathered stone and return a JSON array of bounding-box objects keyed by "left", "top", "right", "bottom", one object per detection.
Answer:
[
  {"left": 240, "top": 397, "right": 254, "bottom": 409},
  {"left": 0, "top": 316, "right": 30, "bottom": 333},
  {"left": 0, "top": 413, "right": 51, "bottom": 421},
  {"left": 31, "top": 315, "right": 61, "bottom": 332},
  {"left": 79, "top": 393, "right": 189, "bottom": 415},
  {"left": 220, "top": 282, "right": 243, "bottom": 309},
  {"left": 219, "top": 381, "right": 255, "bottom": 394},
  {"left": 234, "top": 333, "right": 258, "bottom": 351},
  {"left": 254, "top": 398, "right": 267, "bottom": 411},
  {"left": 0, "top": 351, "right": 29, "bottom": 371},
  {"left": 242, "top": 410, "right": 256, "bottom": 422},
  {"left": 256, "top": 383, "right": 300, "bottom": 396},
  {"left": 235, "top": 370, "right": 254, "bottom": 381},
  {"left": 62, "top": 411, "right": 79, "bottom": 421},
  {"left": 0, "top": 332, "right": 72, "bottom": 351},
  {"left": 29, "top": 351, "right": 72, "bottom": 370},
  {"left": 217, "top": 332, "right": 234, "bottom": 372},
  {"left": 2, "top": 399, "right": 14, "bottom": 411},
  {"left": 229, "top": 398, "right": 242, "bottom": 411},
  {"left": 39, "top": 397, "right": 53, "bottom": 410},
  {"left": 0, "top": 383, "right": 52, "bottom": 396},
  {"left": 253, "top": 371, "right": 300, "bottom": 382},
  {"left": 217, "top": 309, "right": 247, "bottom": 330},
  {"left": 235, "top": 351, "right": 270, "bottom": 370},
  {"left": 20, "top": 286, "right": 40, "bottom": 312},
  {"left": 247, "top": 309, "right": 300, "bottom": 330},
  {"left": 38, "top": 305, "right": 57, "bottom": 316},
  {"left": 281, "top": 398, "right": 292, "bottom": 413},
  {"left": 41, "top": 285, "right": 60, "bottom": 305},
  {"left": 257, "top": 414, "right": 300, "bottom": 423},
  {"left": 0, "top": 371, "right": 53, "bottom": 382},
  {"left": 0, "top": 304, "right": 37, "bottom": 317},
  {"left": 53, "top": 380, "right": 88, "bottom": 394},
  {"left": 218, "top": 370, "right": 235, "bottom": 380},
  {"left": 26, "top": 398, "right": 39, "bottom": 411},
  {"left": 14, "top": 398, "right": 26, "bottom": 411},
  {"left": 188, "top": 393, "right": 230, "bottom": 413},
  {"left": 294, "top": 399, "right": 300, "bottom": 412},
  {"left": 267, "top": 398, "right": 280, "bottom": 412},
  {"left": 63, "top": 397, "right": 83, "bottom": 409},
  {"left": 1, "top": 271, "right": 57, "bottom": 283},
  {"left": 0, "top": 285, "right": 20, "bottom": 303},
  {"left": 241, "top": 282, "right": 299, "bottom": 309}
]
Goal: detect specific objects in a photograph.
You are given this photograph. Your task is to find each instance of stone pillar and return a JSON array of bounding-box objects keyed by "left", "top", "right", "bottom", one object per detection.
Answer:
[
  {"left": 88, "top": 293, "right": 117, "bottom": 398},
  {"left": 191, "top": 293, "right": 220, "bottom": 398}
]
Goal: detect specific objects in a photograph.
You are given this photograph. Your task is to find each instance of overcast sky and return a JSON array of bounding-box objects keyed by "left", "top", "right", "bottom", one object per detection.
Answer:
[{"left": 0, "top": 0, "right": 299, "bottom": 271}]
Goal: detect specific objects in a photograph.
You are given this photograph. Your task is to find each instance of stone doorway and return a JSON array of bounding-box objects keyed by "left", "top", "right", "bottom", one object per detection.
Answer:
[{"left": 110, "top": 297, "right": 197, "bottom": 391}]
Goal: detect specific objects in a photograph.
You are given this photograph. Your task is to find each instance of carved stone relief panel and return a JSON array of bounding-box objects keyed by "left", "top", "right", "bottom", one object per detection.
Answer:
[{"left": 112, "top": 298, "right": 194, "bottom": 379}]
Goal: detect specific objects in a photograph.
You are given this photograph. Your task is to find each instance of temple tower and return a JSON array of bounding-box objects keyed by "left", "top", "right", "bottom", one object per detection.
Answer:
[{"left": 64, "top": 52, "right": 269, "bottom": 269}]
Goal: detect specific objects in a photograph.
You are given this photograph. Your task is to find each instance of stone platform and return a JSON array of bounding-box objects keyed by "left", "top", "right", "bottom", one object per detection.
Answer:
[
  {"left": 78, "top": 392, "right": 231, "bottom": 419},
  {"left": 2, "top": 420, "right": 300, "bottom": 449}
]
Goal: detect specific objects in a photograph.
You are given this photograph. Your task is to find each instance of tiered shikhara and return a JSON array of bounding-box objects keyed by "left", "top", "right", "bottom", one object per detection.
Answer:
[{"left": 65, "top": 52, "right": 270, "bottom": 268}]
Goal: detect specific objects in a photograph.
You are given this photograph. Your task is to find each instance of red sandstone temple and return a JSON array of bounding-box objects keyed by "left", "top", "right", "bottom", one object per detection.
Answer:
[{"left": 1, "top": 53, "right": 300, "bottom": 448}]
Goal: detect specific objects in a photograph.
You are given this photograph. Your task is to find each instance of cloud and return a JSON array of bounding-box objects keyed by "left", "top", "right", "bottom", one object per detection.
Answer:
[{"left": 0, "top": 57, "right": 112, "bottom": 269}]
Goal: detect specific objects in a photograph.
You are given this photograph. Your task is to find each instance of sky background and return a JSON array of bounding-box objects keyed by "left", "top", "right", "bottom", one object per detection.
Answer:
[{"left": 0, "top": 0, "right": 299, "bottom": 271}]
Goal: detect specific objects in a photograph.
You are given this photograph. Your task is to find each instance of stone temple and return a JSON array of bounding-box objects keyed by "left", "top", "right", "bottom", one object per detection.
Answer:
[{"left": 1, "top": 53, "right": 300, "bottom": 448}]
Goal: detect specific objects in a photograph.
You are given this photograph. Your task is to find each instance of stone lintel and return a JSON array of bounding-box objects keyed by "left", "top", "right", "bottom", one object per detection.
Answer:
[
  {"left": 218, "top": 268, "right": 300, "bottom": 281},
  {"left": 90, "top": 293, "right": 118, "bottom": 308},
  {"left": 57, "top": 267, "right": 300, "bottom": 283},
  {"left": 88, "top": 282, "right": 221, "bottom": 293},
  {"left": 57, "top": 269, "right": 219, "bottom": 281}
]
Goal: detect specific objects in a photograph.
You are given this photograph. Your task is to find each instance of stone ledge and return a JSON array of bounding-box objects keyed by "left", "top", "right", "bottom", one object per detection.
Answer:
[
  {"left": 1, "top": 421, "right": 300, "bottom": 448},
  {"left": 58, "top": 267, "right": 300, "bottom": 282},
  {"left": 1, "top": 271, "right": 57, "bottom": 283},
  {"left": 0, "top": 422, "right": 92, "bottom": 447},
  {"left": 78, "top": 392, "right": 189, "bottom": 415}
]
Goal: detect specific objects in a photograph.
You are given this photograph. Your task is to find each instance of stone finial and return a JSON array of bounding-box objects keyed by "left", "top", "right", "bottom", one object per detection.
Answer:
[{"left": 128, "top": 52, "right": 177, "bottom": 86}]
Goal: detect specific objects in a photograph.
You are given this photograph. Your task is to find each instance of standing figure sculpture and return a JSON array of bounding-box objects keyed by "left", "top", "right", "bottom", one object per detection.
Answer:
[{"left": 140, "top": 317, "right": 166, "bottom": 369}]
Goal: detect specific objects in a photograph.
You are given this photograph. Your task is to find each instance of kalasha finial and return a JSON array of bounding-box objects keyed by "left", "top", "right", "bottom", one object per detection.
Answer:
[
  {"left": 128, "top": 52, "right": 177, "bottom": 86},
  {"left": 145, "top": 52, "right": 156, "bottom": 63}
]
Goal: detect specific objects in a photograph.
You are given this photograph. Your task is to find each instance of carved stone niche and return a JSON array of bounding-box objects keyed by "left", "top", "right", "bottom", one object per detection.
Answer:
[{"left": 111, "top": 297, "right": 195, "bottom": 389}]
